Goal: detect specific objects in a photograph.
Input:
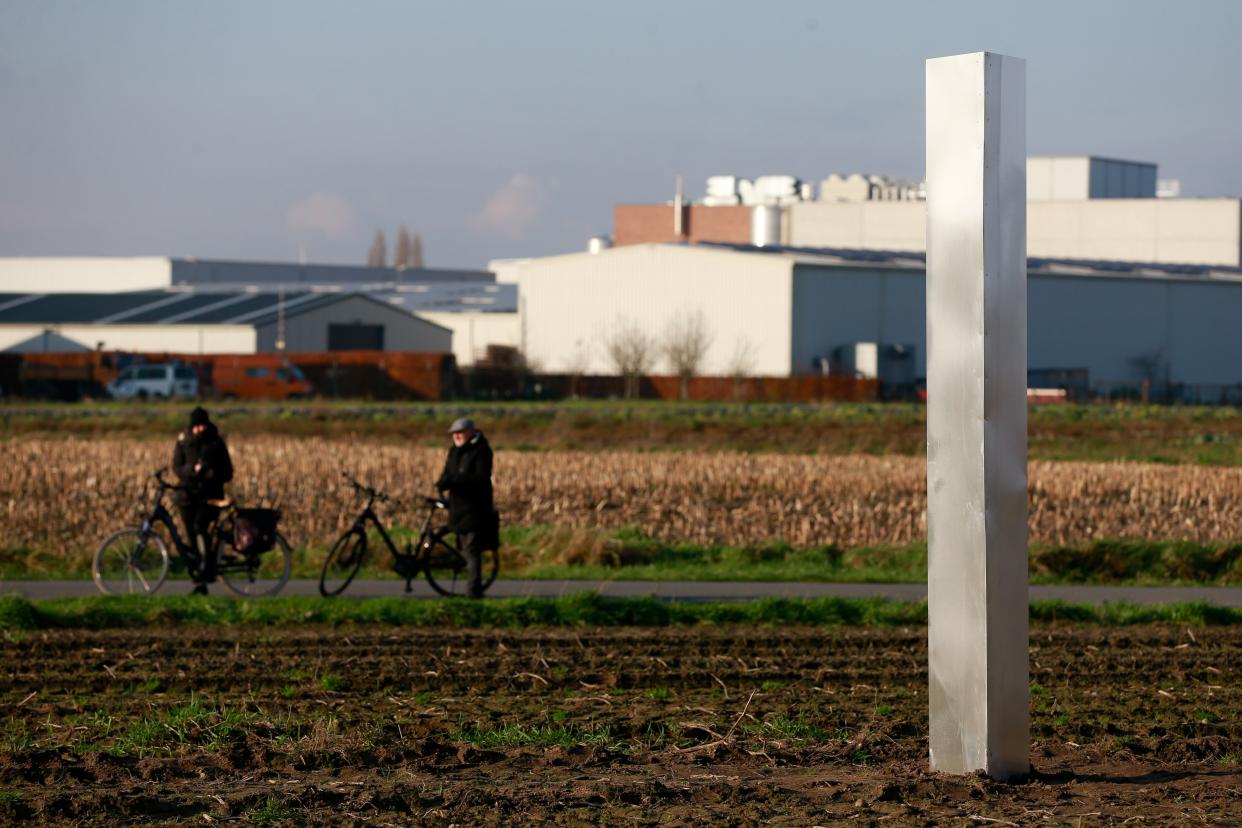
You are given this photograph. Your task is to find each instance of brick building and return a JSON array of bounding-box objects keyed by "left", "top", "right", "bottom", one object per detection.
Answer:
[{"left": 612, "top": 204, "right": 751, "bottom": 247}]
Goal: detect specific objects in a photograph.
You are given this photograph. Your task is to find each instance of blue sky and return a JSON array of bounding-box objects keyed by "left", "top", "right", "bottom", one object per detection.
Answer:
[{"left": 2, "top": 1, "right": 1240, "bottom": 268}]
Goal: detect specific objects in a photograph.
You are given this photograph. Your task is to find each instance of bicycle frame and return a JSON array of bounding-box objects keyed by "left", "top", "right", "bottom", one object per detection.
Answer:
[
  {"left": 323, "top": 474, "right": 472, "bottom": 597},
  {"left": 140, "top": 488, "right": 195, "bottom": 562},
  {"left": 141, "top": 476, "right": 234, "bottom": 580},
  {"left": 352, "top": 505, "right": 406, "bottom": 562},
  {"left": 344, "top": 487, "right": 453, "bottom": 589},
  {"left": 99, "top": 468, "right": 289, "bottom": 597}
]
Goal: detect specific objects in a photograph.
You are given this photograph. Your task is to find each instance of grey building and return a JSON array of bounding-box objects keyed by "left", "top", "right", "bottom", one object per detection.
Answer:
[{"left": 0, "top": 290, "right": 452, "bottom": 355}]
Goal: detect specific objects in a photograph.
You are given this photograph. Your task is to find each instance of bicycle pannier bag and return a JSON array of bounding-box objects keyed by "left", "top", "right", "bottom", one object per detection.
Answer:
[{"left": 234, "top": 508, "right": 281, "bottom": 554}]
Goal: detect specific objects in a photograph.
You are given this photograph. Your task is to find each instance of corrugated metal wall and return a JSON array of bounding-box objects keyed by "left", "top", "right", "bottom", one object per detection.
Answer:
[
  {"left": 514, "top": 245, "right": 794, "bottom": 375},
  {"left": 254, "top": 295, "right": 451, "bottom": 353},
  {"left": 790, "top": 266, "right": 925, "bottom": 376}
]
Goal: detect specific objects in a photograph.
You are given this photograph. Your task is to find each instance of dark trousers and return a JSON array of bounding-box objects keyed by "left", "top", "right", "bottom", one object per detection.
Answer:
[
  {"left": 458, "top": 531, "right": 484, "bottom": 597},
  {"left": 178, "top": 501, "right": 220, "bottom": 580}
]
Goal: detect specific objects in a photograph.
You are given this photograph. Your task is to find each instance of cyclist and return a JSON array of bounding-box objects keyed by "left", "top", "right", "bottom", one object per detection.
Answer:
[
  {"left": 435, "top": 417, "right": 497, "bottom": 598},
  {"left": 172, "top": 406, "right": 234, "bottom": 594}
]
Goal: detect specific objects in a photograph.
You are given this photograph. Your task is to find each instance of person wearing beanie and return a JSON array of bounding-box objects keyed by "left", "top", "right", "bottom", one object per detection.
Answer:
[
  {"left": 172, "top": 406, "right": 234, "bottom": 594},
  {"left": 435, "top": 417, "right": 497, "bottom": 598}
]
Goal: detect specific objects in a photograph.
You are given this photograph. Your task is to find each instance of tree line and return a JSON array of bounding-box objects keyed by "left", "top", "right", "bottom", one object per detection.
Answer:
[{"left": 366, "top": 225, "right": 424, "bottom": 269}]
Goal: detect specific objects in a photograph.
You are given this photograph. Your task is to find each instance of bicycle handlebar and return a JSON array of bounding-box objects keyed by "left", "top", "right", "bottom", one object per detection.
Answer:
[
  {"left": 341, "top": 472, "right": 392, "bottom": 503},
  {"left": 153, "top": 468, "right": 186, "bottom": 491}
]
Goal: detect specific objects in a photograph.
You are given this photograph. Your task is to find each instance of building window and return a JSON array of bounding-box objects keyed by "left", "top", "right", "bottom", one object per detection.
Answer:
[{"left": 328, "top": 323, "right": 384, "bottom": 351}]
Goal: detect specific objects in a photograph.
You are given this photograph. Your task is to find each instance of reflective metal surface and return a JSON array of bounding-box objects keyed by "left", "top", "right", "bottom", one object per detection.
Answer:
[{"left": 925, "top": 51, "right": 1029, "bottom": 780}]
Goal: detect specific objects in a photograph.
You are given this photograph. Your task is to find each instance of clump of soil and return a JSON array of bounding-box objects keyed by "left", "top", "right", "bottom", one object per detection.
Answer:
[{"left": 1, "top": 624, "right": 1237, "bottom": 824}]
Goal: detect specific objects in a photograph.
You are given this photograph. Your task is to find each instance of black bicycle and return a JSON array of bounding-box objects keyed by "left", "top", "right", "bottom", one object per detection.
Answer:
[
  {"left": 319, "top": 474, "right": 499, "bottom": 598},
  {"left": 92, "top": 468, "right": 293, "bottom": 597}
]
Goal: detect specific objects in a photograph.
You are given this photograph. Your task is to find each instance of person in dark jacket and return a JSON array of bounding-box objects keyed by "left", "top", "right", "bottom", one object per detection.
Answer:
[
  {"left": 172, "top": 406, "right": 234, "bottom": 593},
  {"left": 435, "top": 417, "right": 495, "bottom": 598}
]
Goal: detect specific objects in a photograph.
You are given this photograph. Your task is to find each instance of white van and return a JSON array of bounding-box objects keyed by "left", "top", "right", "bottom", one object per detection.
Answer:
[{"left": 106, "top": 364, "right": 199, "bottom": 400}]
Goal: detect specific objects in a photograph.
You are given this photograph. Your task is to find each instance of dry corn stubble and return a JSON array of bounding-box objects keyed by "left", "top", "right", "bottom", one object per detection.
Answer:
[{"left": 3, "top": 437, "right": 1242, "bottom": 557}]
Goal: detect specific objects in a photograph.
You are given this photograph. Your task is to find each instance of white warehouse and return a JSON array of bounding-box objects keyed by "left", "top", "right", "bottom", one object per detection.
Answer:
[{"left": 506, "top": 242, "right": 1242, "bottom": 398}]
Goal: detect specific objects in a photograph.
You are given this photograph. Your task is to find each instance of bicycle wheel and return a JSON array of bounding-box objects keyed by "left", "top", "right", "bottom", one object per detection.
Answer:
[
  {"left": 319, "top": 529, "right": 367, "bottom": 597},
  {"left": 93, "top": 529, "right": 170, "bottom": 595},
  {"left": 424, "top": 532, "right": 500, "bottom": 597},
  {"left": 219, "top": 533, "right": 293, "bottom": 598}
]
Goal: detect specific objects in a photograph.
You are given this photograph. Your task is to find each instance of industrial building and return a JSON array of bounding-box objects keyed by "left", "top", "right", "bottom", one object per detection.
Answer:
[
  {"left": 6, "top": 205, "right": 1242, "bottom": 402},
  {"left": 0, "top": 257, "right": 493, "bottom": 293},
  {"left": 614, "top": 157, "right": 1242, "bottom": 267},
  {"left": 503, "top": 242, "right": 1242, "bottom": 400},
  {"left": 0, "top": 290, "right": 452, "bottom": 355},
  {"left": 381, "top": 284, "right": 520, "bottom": 368},
  {"left": 0, "top": 257, "right": 519, "bottom": 365}
]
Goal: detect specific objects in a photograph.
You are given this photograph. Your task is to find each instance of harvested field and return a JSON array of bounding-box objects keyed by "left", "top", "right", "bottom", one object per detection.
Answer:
[
  {"left": 4, "top": 438, "right": 1242, "bottom": 559},
  {"left": 0, "top": 623, "right": 1238, "bottom": 824}
]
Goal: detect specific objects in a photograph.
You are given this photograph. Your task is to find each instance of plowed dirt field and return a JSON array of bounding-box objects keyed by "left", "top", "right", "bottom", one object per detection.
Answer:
[{"left": 2, "top": 624, "right": 1239, "bottom": 825}]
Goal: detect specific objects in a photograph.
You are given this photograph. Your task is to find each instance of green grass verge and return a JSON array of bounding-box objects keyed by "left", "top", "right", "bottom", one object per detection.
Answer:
[
  {"left": 0, "top": 592, "right": 1238, "bottom": 630},
  {"left": 6, "top": 530, "right": 1241, "bottom": 586},
  {"left": 502, "top": 529, "right": 1242, "bottom": 586}
]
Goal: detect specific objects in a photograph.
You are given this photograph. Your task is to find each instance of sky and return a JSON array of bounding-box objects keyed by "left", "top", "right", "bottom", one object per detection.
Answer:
[{"left": 2, "top": 1, "right": 1240, "bottom": 269}]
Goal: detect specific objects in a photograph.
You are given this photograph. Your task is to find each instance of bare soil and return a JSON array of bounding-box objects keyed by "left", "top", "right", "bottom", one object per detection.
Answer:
[{"left": 1, "top": 624, "right": 1238, "bottom": 825}]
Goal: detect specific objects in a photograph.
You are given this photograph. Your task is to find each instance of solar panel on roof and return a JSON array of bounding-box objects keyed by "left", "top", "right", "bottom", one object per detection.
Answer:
[
  {"left": 186, "top": 294, "right": 279, "bottom": 323},
  {"left": 236, "top": 292, "right": 340, "bottom": 324},
  {"left": 0, "top": 292, "right": 171, "bottom": 324},
  {"left": 375, "top": 283, "right": 518, "bottom": 313},
  {"left": 693, "top": 241, "right": 1242, "bottom": 279},
  {"left": 125, "top": 293, "right": 235, "bottom": 323}
]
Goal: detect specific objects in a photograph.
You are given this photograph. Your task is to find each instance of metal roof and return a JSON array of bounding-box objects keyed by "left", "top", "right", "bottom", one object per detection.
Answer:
[
  {"left": 169, "top": 258, "right": 492, "bottom": 285},
  {"left": 0, "top": 280, "right": 520, "bottom": 327},
  {"left": 377, "top": 283, "right": 518, "bottom": 314},
  {"left": 182, "top": 281, "right": 520, "bottom": 313},
  {"left": 0, "top": 290, "right": 403, "bottom": 326},
  {"left": 693, "top": 242, "right": 1242, "bottom": 283}
]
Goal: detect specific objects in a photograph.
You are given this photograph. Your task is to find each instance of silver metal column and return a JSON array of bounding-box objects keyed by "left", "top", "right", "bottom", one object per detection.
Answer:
[{"left": 925, "top": 51, "right": 1029, "bottom": 780}]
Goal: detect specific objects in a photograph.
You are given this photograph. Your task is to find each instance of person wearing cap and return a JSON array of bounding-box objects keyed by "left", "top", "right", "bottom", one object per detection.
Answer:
[
  {"left": 172, "top": 406, "right": 234, "bottom": 594},
  {"left": 435, "top": 417, "right": 496, "bottom": 598}
]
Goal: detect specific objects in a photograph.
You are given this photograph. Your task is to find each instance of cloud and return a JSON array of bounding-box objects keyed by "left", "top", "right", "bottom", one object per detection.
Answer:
[
  {"left": 476, "top": 174, "right": 542, "bottom": 240},
  {"left": 286, "top": 192, "right": 356, "bottom": 240}
]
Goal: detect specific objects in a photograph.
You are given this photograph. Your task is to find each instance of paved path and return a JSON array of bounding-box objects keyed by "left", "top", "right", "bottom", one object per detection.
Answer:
[{"left": 4, "top": 579, "right": 1241, "bottom": 606}]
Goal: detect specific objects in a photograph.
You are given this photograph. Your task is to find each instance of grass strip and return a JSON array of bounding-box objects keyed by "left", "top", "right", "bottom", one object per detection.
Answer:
[
  {"left": 6, "top": 533, "right": 1241, "bottom": 586},
  {"left": 0, "top": 593, "right": 1238, "bottom": 630},
  {"left": 503, "top": 530, "right": 1242, "bottom": 586}
]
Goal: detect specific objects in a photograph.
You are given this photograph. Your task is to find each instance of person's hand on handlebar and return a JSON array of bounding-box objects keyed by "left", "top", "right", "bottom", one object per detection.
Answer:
[{"left": 154, "top": 468, "right": 183, "bottom": 490}]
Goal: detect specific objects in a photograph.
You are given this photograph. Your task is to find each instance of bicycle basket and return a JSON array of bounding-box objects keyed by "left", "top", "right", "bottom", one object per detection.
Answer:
[{"left": 233, "top": 508, "right": 281, "bottom": 554}]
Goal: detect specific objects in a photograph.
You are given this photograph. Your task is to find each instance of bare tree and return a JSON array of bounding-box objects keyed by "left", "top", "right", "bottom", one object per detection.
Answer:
[
  {"left": 394, "top": 225, "right": 412, "bottom": 268},
  {"left": 604, "top": 317, "right": 657, "bottom": 400},
  {"left": 564, "top": 338, "right": 592, "bottom": 399},
  {"left": 410, "top": 233, "right": 425, "bottom": 269},
  {"left": 662, "top": 308, "right": 713, "bottom": 401},
  {"left": 366, "top": 229, "right": 387, "bottom": 267},
  {"left": 726, "top": 335, "right": 758, "bottom": 400}
]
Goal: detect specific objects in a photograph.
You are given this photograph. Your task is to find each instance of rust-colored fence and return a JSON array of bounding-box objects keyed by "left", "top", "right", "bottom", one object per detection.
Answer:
[
  {"left": 512, "top": 373, "right": 879, "bottom": 403},
  {"left": 285, "top": 351, "right": 454, "bottom": 400},
  {"left": 3, "top": 350, "right": 456, "bottom": 401}
]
